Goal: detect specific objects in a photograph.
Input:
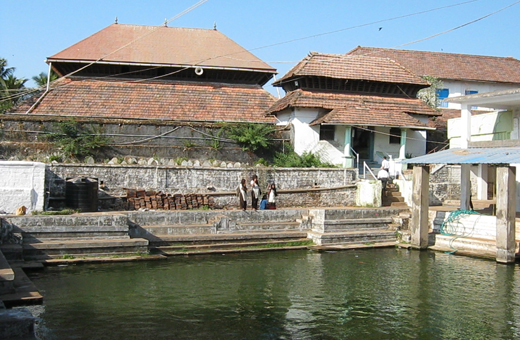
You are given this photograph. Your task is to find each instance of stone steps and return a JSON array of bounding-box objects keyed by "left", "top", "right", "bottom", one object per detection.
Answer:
[
  {"left": 321, "top": 217, "right": 393, "bottom": 232},
  {"left": 222, "top": 221, "right": 301, "bottom": 233},
  {"left": 154, "top": 238, "right": 311, "bottom": 254},
  {"left": 311, "top": 241, "right": 396, "bottom": 251},
  {"left": 22, "top": 238, "right": 149, "bottom": 260},
  {"left": 308, "top": 230, "right": 396, "bottom": 246},
  {"left": 140, "top": 224, "right": 214, "bottom": 236},
  {"left": 147, "top": 231, "right": 309, "bottom": 247}
]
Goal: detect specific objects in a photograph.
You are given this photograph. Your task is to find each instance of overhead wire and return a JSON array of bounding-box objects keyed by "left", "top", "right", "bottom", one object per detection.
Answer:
[{"left": 2, "top": 0, "right": 516, "bottom": 111}]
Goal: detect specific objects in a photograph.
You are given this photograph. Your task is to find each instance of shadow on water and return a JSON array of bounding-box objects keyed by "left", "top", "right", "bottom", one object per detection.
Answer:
[{"left": 25, "top": 249, "right": 520, "bottom": 340}]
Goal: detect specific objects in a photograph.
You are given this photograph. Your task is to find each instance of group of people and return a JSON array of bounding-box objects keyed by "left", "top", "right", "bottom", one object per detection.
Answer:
[{"left": 237, "top": 175, "right": 277, "bottom": 211}]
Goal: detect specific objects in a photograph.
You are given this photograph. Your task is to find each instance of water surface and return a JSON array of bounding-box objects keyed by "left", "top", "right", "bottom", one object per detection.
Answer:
[{"left": 27, "top": 249, "right": 520, "bottom": 339}]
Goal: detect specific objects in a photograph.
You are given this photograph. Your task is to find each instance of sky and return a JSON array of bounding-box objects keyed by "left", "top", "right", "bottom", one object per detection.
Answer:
[{"left": 2, "top": 0, "right": 520, "bottom": 95}]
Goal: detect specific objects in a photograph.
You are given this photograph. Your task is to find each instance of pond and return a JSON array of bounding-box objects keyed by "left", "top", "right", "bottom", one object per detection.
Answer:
[{"left": 26, "top": 248, "right": 520, "bottom": 339}]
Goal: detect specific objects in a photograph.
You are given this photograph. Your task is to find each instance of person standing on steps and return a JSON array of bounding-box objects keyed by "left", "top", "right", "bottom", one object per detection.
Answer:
[
  {"left": 237, "top": 178, "right": 248, "bottom": 211},
  {"left": 267, "top": 183, "right": 278, "bottom": 209},
  {"left": 250, "top": 175, "right": 261, "bottom": 211},
  {"left": 377, "top": 167, "right": 390, "bottom": 197},
  {"left": 381, "top": 156, "right": 390, "bottom": 172}
]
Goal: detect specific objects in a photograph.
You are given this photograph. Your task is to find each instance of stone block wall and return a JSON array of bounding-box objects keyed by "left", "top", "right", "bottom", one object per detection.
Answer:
[
  {"left": 46, "top": 164, "right": 358, "bottom": 210},
  {"left": 0, "top": 114, "right": 286, "bottom": 163}
]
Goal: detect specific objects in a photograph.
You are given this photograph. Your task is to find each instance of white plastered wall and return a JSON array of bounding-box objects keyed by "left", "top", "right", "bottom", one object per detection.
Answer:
[
  {"left": 0, "top": 161, "right": 46, "bottom": 214},
  {"left": 276, "top": 108, "right": 320, "bottom": 155},
  {"left": 372, "top": 126, "right": 427, "bottom": 160},
  {"left": 441, "top": 80, "right": 518, "bottom": 110}
]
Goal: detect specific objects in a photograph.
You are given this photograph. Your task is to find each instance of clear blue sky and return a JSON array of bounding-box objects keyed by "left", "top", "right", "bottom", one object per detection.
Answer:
[{"left": 2, "top": 0, "right": 520, "bottom": 95}]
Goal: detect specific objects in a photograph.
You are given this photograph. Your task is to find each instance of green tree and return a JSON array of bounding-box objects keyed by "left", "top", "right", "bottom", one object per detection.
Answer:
[
  {"left": 0, "top": 58, "right": 28, "bottom": 113},
  {"left": 32, "top": 70, "right": 59, "bottom": 87},
  {"left": 417, "top": 75, "right": 443, "bottom": 109}
]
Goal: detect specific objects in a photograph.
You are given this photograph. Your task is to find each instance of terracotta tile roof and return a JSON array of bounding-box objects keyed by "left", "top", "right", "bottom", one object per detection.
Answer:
[
  {"left": 313, "top": 107, "right": 431, "bottom": 129},
  {"left": 14, "top": 78, "right": 276, "bottom": 123},
  {"left": 267, "top": 90, "right": 438, "bottom": 129},
  {"left": 48, "top": 24, "right": 276, "bottom": 73},
  {"left": 273, "top": 52, "right": 429, "bottom": 86},
  {"left": 347, "top": 46, "right": 520, "bottom": 84},
  {"left": 268, "top": 89, "right": 439, "bottom": 117}
]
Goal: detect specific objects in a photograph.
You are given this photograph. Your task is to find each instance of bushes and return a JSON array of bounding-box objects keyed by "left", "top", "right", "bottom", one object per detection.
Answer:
[
  {"left": 47, "top": 119, "right": 110, "bottom": 159},
  {"left": 226, "top": 123, "right": 275, "bottom": 152},
  {"left": 273, "top": 146, "right": 335, "bottom": 168}
]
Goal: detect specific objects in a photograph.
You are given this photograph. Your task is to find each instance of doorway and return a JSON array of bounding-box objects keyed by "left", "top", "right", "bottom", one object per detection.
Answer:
[{"left": 352, "top": 127, "right": 374, "bottom": 160}]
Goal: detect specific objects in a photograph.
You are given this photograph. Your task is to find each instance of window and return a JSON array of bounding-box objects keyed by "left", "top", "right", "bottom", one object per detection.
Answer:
[
  {"left": 465, "top": 90, "right": 478, "bottom": 109},
  {"left": 320, "top": 125, "right": 335, "bottom": 141},
  {"left": 436, "top": 88, "right": 449, "bottom": 107},
  {"left": 389, "top": 128, "right": 401, "bottom": 144}
]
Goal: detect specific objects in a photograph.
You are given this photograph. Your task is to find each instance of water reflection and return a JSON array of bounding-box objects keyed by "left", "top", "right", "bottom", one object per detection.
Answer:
[{"left": 26, "top": 249, "right": 520, "bottom": 339}]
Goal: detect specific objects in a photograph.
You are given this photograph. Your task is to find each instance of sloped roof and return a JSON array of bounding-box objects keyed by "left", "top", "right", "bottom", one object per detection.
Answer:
[
  {"left": 402, "top": 147, "right": 520, "bottom": 165},
  {"left": 14, "top": 78, "right": 276, "bottom": 123},
  {"left": 267, "top": 89, "right": 438, "bottom": 129},
  {"left": 347, "top": 46, "right": 520, "bottom": 84},
  {"left": 48, "top": 24, "right": 276, "bottom": 73},
  {"left": 273, "top": 52, "right": 429, "bottom": 86}
]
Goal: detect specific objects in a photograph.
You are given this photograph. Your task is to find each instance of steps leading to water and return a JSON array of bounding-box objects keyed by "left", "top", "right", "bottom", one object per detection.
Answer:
[
  {"left": 383, "top": 183, "right": 408, "bottom": 208},
  {"left": 2, "top": 214, "right": 148, "bottom": 260},
  {"left": 129, "top": 211, "right": 310, "bottom": 254},
  {"left": 307, "top": 208, "right": 408, "bottom": 247}
]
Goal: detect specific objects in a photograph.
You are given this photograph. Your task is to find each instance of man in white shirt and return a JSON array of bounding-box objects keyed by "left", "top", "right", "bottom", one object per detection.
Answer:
[
  {"left": 377, "top": 168, "right": 390, "bottom": 191},
  {"left": 381, "top": 156, "right": 390, "bottom": 172}
]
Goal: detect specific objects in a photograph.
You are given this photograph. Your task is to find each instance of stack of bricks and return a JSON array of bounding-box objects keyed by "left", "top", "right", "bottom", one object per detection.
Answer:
[{"left": 126, "top": 189, "right": 214, "bottom": 211}]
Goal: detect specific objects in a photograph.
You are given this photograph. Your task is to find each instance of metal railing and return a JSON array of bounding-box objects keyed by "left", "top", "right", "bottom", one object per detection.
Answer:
[
  {"left": 363, "top": 161, "right": 378, "bottom": 181},
  {"left": 350, "top": 146, "right": 360, "bottom": 171}
]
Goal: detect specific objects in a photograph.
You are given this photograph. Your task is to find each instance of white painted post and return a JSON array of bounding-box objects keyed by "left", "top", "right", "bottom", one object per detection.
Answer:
[
  {"left": 460, "top": 104, "right": 471, "bottom": 149},
  {"left": 460, "top": 164, "right": 471, "bottom": 210},
  {"left": 496, "top": 166, "right": 516, "bottom": 264},
  {"left": 477, "top": 164, "right": 488, "bottom": 200},
  {"left": 399, "top": 129, "right": 407, "bottom": 159},
  {"left": 343, "top": 126, "right": 353, "bottom": 168},
  {"left": 411, "top": 165, "right": 430, "bottom": 249}
]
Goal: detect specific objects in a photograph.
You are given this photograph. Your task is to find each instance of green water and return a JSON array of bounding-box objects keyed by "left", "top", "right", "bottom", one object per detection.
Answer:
[{"left": 26, "top": 248, "right": 520, "bottom": 339}]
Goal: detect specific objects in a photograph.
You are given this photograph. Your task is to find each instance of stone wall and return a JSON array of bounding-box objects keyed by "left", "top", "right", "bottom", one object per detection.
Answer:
[
  {"left": 0, "top": 114, "right": 287, "bottom": 163},
  {"left": 46, "top": 164, "right": 358, "bottom": 210}
]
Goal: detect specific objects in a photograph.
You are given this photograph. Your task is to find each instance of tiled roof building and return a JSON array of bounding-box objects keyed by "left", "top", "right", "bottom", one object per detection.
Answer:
[
  {"left": 347, "top": 46, "right": 520, "bottom": 85},
  {"left": 268, "top": 52, "right": 439, "bottom": 166},
  {"left": 14, "top": 24, "right": 277, "bottom": 123}
]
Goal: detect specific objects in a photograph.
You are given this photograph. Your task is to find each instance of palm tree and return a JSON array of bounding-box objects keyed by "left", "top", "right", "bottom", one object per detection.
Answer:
[
  {"left": 0, "top": 58, "right": 28, "bottom": 113},
  {"left": 32, "top": 70, "right": 59, "bottom": 87}
]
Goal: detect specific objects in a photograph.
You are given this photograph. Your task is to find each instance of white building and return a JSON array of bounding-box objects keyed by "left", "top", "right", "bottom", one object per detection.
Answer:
[{"left": 267, "top": 53, "right": 439, "bottom": 168}]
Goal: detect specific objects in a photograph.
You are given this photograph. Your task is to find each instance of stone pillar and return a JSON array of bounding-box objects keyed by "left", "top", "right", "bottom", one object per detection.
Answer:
[
  {"left": 343, "top": 126, "right": 353, "bottom": 168},
  {"left": 476, "top": 164, "right": 488, "bottom": 200},
  {"left": 399, "top": 129, "right": 407, "bottom": 159},
  {"left": 460, "top": 164, "right": 471, "bottom": 210},
  {"left": 496, "top": 166, "right": 516, "bottom": 264},
  {"left": 411, "top": 165, "right": 430, "bottom": 249}
]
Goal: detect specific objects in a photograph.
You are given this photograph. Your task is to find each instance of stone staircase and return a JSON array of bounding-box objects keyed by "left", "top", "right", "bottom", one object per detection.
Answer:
[
  {"left": 128, "top": 210, "right": 311, "bottom": 255},
  {"left": 382, "top": 182, "right": 408, "bottom": 208},
  {"left": 1, "top": 214, "right": 148, "bottom": 261},
  {"left": 307, "top": 208, "right": 409, "bottom": 248}
]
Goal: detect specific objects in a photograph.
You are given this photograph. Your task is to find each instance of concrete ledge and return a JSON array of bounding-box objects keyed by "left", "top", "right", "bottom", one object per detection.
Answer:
[{"left": 0, "top": 251, "right": 14, "bottom": 282}]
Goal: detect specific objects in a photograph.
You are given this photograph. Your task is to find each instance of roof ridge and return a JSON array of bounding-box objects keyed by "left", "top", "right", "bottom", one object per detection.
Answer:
[{"left": 349, "top": 46, "right": 520, "bottom": 61}]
